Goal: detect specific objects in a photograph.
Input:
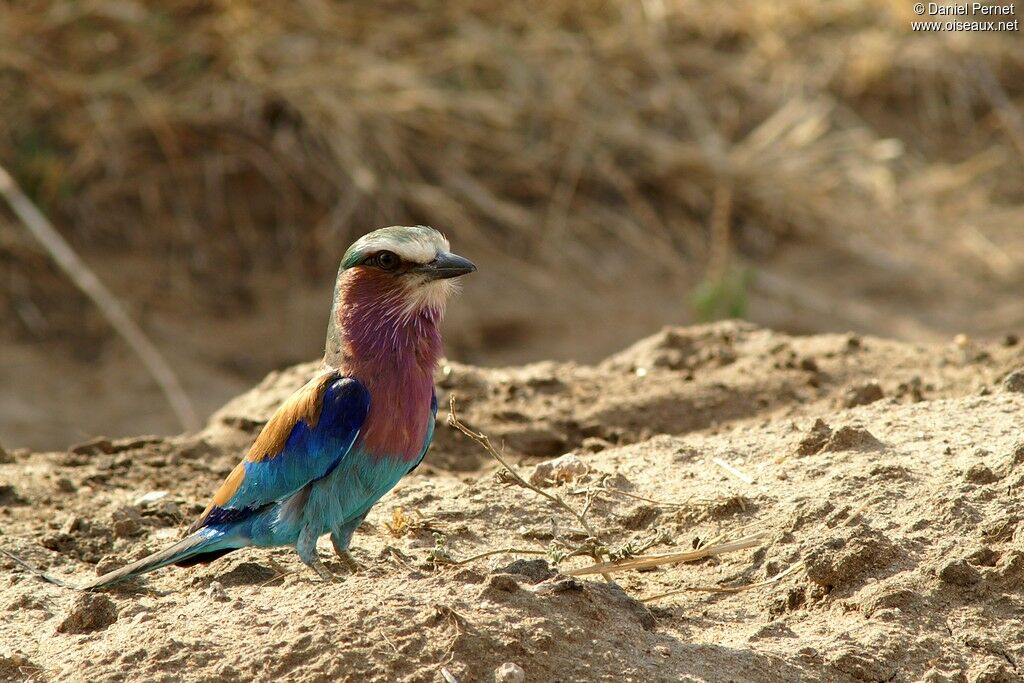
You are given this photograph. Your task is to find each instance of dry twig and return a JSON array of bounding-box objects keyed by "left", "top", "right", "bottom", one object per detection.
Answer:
[
  {"left": 565, "top": 532, "right": 764, "bottom": 577},
  {"left": 640, "top": 560, "right": 805, "bottom": 602},
  {"left": 447, "top": 396, "right": 613, "bottom": 581},
  {"left": 0, "top": 163, "right": 199, "bottom": 432}
]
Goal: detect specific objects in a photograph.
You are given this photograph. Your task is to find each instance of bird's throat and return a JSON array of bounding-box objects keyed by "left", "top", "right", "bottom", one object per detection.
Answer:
[{"left": 323, "top": 270, "right": 444, "bottom": 460}]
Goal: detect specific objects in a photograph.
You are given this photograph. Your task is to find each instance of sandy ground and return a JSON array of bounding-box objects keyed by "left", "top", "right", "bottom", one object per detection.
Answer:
[{"left": 2, "top": 322, "right": 1024, "bottom": 682}]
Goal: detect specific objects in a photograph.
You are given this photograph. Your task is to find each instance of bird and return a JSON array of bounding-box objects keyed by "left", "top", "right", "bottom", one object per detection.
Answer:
[{"left": 4, "top": 225, "right": 475, "bottom": 589}]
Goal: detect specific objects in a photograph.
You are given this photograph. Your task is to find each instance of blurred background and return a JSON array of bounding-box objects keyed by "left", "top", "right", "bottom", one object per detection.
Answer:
[{"left": 1, "top": 0, "right": 1022, "bottom": 450}]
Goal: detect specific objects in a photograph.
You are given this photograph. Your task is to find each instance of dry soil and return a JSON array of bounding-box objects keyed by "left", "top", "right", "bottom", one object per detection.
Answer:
[{"left": 3, "top": 322, "right": 1024, "bottom": 682}]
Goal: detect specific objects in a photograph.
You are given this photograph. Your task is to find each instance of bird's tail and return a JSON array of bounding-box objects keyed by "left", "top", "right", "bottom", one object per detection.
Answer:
[{"left": 2, "top": 528, "right": 238, "bottom": 590}]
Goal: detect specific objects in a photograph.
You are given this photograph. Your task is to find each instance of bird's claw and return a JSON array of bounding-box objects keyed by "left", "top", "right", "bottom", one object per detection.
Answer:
[
  {"left": 308, "top": 557, "right": 339, "bottom": 582},
  {"left": 337, "top": 550, "right": 364, "bottom": 574}
]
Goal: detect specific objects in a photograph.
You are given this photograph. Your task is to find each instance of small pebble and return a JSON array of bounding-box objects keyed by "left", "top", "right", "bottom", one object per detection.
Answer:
[
  {"left": 495, "top": 662, "right": 525, "bottom": 683},
  {"left": 205, "top": 581, "right": 230, "bottom": 602},
  {"left": 134, "top": 491, "right": 169, "bottom": 506},
  {"left": 529, "top": 453, "right": 588, "bottom": 487}
]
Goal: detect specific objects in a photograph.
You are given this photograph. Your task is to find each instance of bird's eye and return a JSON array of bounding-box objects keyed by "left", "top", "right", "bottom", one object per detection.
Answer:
[{"left": 374, "top": 251, "right": 399, "bottom": 271}]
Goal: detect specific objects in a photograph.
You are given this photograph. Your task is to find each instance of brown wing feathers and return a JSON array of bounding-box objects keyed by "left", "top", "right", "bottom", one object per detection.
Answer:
[
  {"left": 188, "top": 370, "right": 340, "bottom": 533},
  {"left": 247, "top": 370, "right": 340, "bottom": 462}
]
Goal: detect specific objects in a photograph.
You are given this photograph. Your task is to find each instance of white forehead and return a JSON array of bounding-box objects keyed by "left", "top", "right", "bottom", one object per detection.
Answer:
[{"left": 357, "top": 225, "right": 449, "bottom": 264}]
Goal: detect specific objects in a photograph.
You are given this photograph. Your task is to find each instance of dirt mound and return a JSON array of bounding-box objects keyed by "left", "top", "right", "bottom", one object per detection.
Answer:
[{"left": 3, "top": 322, "right": 1024, "bottom": 682}]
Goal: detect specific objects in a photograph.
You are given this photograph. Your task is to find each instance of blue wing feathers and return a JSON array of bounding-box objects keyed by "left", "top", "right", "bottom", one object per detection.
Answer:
[{"left": 200, "top": 377, "right": 370, "bottom": 530}]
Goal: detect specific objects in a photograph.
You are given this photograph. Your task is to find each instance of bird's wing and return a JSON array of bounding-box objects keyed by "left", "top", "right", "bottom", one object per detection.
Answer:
[{"left": 188, "top": 370, "right": 370, "bottom": 533}]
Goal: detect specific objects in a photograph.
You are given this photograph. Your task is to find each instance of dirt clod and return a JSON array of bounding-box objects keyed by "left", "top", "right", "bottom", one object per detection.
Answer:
[
  {"left": 938, "top": 559, "right": 982, "bottom": 587},
  {"left": 964, "top": 464, "right": 1000, "bottom": 485},
  {"left": 56, "top": 593, "right": 118, "bottom": 634},
  {"left": 803, "top": 525, "right": 896, "bottom": 589},
  {"left": 823, "top": 426, "right": 884, "bottom": 452},
  {"left": 1003, "top": 370, "right": 1024, "bottom": 394},
  {"left": 842, "top": 382, "right": 884, "bottom": 408},
  {"left": 797, "top": 419, "right": 833, "bottom": 455},
  {"left": 495, "top": 560, "right": 555, "bottom": 584}
]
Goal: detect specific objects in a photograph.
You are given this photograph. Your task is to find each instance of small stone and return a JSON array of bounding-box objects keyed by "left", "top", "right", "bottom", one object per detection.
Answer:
[
  {"left": 156, "top": 500, "right": 180, "bottom": 518},
  {"left": 529, "top": 453, "right": 589, "bottom": 487},
  {"left": 842, "top": 381, "right": 884, "bottom": 408},
  {"left": 0, "top": 444, "right": 12, "bottom": 464},
  {"left": 54, "top": 478, "right": 76, "bottom": 493},
  {"left": 1003, "top": 334, "right": 1019, "bottom": 347},
  {"left": 938, "top": 559, "right": 981, "bottom": 586},
  {"left": 111, "top": 507, "right": 144, "bottom": 538},
  {"left": 494, "top": 662, "right": 525, "bottom": 683},
  {"left": 533, "top": 576, "right": 583, "bottom": 594},
  {"left": 485, "top": 574, "right": 520, "bottom": 593},
  {"left": 0, "top": 484, "right": 27, "bottom": 505},
  {"left": 69, "top": 437, "right": 114, "bottom": 456},
  {"left": 494, "top": 559, "right": 555, "bottom": 583},
  {"left": 134, "top": 491, "right": 169, "bottom": 506},
  {"left": 205, "top": 581, "right": 230, "bottom": 602},
  {"left": 57, "top": 593, "right": 118, "bottom": 633},
  {"left": 1003, "top": 370, "right": 1024, "bottom": 394},
  {"left": 896, "top": 376, "right": 925, "bottom": 402},
  {"left": 580, "top": 437, "right": 612, "bottom": 453}
]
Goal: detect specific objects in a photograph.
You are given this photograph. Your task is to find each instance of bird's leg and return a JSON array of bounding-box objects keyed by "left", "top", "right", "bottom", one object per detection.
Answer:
[
  {"left": 296, "top": 524, "right": 335, "bottom": 582},
  {"left": 330, "top": 512, "right": 369, "bottom": 573}
]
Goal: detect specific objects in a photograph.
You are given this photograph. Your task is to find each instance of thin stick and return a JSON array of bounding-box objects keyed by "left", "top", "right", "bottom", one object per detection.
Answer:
[
  {"left": 447, "top": 396, "right": 614, "bottom": 582},
  {"left": 712, "top": 457, "right": 755, "bottom": 485},
  {"left": 565, "top": 533, "right": 763, "bottom": 577},
  {"left": 640, "top": 560, "right": 805, "bottom": 602},
  {"left": 584, "top": 479, "right": 717, "bottom": 509},
  {"left": 0, "top": 163, "right": 199, "bottom": 431},
  {"left": 453, "top": 547, "right": 548, "bottom": 565}
]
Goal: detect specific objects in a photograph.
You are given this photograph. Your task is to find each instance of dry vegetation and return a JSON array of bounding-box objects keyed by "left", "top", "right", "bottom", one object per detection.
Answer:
[{"left": 1, "top": 0, "right": 1023, "bottom": 343}]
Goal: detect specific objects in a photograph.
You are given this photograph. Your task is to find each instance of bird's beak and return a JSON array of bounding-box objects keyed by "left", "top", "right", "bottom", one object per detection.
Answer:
[{"left": 414, "top": 252, "right": 477, "bottom": 280}]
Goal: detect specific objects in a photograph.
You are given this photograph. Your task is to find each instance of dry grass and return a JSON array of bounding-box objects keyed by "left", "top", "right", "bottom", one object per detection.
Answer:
[{"left": 1, "top": 0, "right": 1022, "bottom": 320}]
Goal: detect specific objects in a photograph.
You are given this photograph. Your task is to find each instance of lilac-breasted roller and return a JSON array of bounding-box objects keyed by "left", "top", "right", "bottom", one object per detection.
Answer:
[{"left": 8, "top": 226, "right": 475, "bottom": 589}]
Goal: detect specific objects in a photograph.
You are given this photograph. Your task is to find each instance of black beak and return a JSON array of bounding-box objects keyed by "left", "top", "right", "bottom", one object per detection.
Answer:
[{"left": 416, "top": 252, "right": 477, "bottom": 280}]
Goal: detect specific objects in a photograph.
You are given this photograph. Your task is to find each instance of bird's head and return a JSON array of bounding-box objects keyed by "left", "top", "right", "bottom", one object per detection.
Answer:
[{"left": 326, "top": 226, "right": 475, "bottom": 364}]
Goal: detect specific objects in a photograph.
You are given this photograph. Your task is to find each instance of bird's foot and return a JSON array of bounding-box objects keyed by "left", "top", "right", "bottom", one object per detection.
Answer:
[
  {"left": 336, "top": 550, "right": 364, "bottom": 574},
  {"left": 305, "top": 555, "right": 338, "bottom": 582}
]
